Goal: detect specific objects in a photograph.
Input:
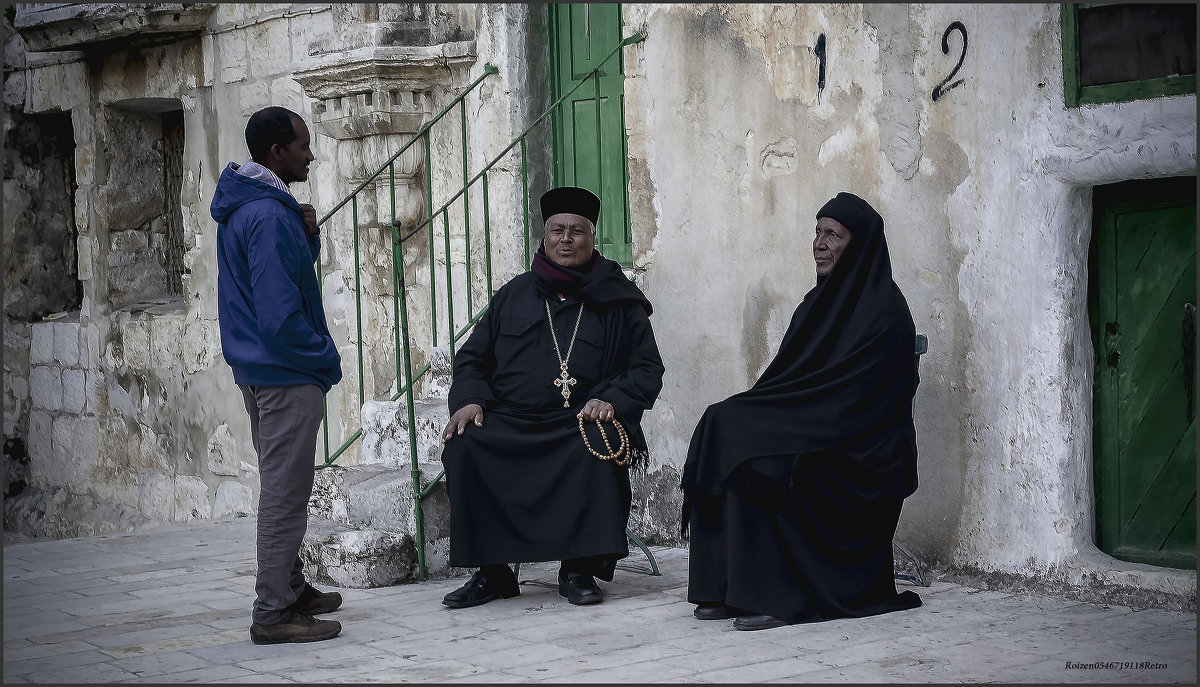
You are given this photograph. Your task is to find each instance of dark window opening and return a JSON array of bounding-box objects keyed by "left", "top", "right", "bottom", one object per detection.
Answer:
[
  {"left": 2, "top": 110, "right": 81, "bottom": 322},
  {"left": 1063, "top": 3, "right": 1197, "bottom": 106},
  {"left": 1078, "top": 4, "right": 1196, "bottom": 86},
  {"left": 104, "top": 101, "right": 187, "bottom": 309}
]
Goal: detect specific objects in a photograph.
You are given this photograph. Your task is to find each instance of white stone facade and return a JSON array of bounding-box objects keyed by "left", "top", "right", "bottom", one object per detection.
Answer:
[{"left": 2, "top": 4, "right": 1194, "bottom": 601}]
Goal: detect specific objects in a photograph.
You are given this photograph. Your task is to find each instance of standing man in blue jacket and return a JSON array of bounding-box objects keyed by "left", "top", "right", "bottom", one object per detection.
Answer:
[{"left": 211, "top": 106, "right": 344, "bottom": 645}]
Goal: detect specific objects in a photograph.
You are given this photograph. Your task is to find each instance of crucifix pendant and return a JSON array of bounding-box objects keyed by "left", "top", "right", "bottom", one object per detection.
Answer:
[{"left": 554, "top": 361, "right": 577, "bottom": 407}]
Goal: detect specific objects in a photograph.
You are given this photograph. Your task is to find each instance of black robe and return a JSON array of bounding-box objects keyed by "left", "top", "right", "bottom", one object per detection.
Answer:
[
  {"left": 681, "top": 205, "right": 922, "bottom": 623},
  {"left": 442, "top": 252, "right": 664, "bottom": 581}
]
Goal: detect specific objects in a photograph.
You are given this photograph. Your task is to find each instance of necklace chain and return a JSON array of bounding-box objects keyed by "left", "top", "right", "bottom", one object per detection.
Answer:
[{"left": 546, "top": 299, "right": 585, "bottom": 407}]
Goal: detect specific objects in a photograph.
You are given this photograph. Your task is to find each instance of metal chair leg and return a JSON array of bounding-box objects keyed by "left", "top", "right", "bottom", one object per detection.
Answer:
[
  {"left": 616, "top": 527, "right": 661, "bottom": 576},
  {"left": 512, "top": 527, "right": 662, "bottom": 582},
  {"left": 893, "top": 541, "right": 931, "bottom": 587}
]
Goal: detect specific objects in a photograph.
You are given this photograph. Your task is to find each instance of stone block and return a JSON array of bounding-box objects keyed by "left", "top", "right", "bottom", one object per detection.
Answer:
[
  {"left": 25, "top": 411, "right": 52, "bottom": 477},
  {"left": 29, "top": 366, "right": 62, "bottom": 411},
  {"left": 97, "top": 413, "right": 134, "bottom": 463},
  {"left": 25, "top": 61, "right": 89, "bottom": 112},
  {"left": 301, "top": 517, "right": 418, "bottom": 588},
  {"left": 206, "top": 423, "right": 241, "bottom": 476},
  {"left": 345, "top": 469, "right": 417, "bottom": 534},
  {"left": 121, "top": 319, "right": 151, "bottom": 370},
  {"left": 175, "top": 475, "right": 213, "bottom": 522},
  {"left": 217, "top": 31, "right": 248, "bottom": 84},
  {"left": 213, "top": 480, "right": 254, "bottom": 518},
  {"left": 360, "top": 397, "right": 447, "bottom": 470},
  {"left": 84, "top": 370, "right": 107, "bottom": 415},
  {"left": 239, "top": 80, "right": 269, "bottom": 112},
  {"left": 30, "top": 324, "right": 54, "bottom": 364},
  {"left": 182, "top": 321, "right": 218, "bottom": 375},
  {"left": 52, "top": 322, "right": 79, "bottom": 367},
  {"left": 150, "top": 315, "right": 184, "bottom": 369},
  {"left": 138, "top": 472, "right": 174, "bottom": 521},
  {"left": 247, "top": 20, "right": 290, "bottom": 78},
  {"left": 268, "top": 76, "right": 303, "bottom": 109},
  {"left": 83, "top": 324, "right": 99, "bottom": 369},
  {"left": 104, "top": 374, "right": 137, "bottom": 416},
  {"left": 137, "top": 424, "right": 174, "bottom": 473},
  {"left": 60, "top": 368, "right": 85, "bottom": 414},
  {"left": 310, "top": 464, "right": 354, "bottom": 523},
  {"left": 199, "top": 34, "right": 215, "bottom": 87},
  {"left": 48, "top": 416, "right": 91, "bottom": 488}
]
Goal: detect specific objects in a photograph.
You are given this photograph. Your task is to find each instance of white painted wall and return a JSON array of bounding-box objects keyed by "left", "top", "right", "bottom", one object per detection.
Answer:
[{"left": 621, "top": 3, "right": 1195, "bottom": 595}]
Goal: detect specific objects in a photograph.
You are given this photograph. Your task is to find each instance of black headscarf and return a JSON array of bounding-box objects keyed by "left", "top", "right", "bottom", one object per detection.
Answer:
[
  {"left": 531, "top": 244, "right": 653, "bottom": 315},
  {"left": 680, "top": 192, "right": 919, "bottom": 532}
]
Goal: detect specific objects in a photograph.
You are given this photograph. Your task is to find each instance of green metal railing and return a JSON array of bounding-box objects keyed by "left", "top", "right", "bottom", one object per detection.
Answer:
[{"left": 313, "top": 34, "right": 647, "bottom": 580}]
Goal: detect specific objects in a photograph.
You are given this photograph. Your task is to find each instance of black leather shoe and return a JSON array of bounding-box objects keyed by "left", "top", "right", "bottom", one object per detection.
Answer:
[
  {"left": 292, "top": 582, "right": 342, "bottom": 615},
  {"left": 558, "top": 570, "right": 604, "bottom": 605},
  {"left": 732, "top": 614, "right": 790, "bottom": 631},
  {"left": 442, "top": 567, "right": 520, "bottom": 609},
  {"left": 693, "top": 603, "right": 750, "bottom": 620}
]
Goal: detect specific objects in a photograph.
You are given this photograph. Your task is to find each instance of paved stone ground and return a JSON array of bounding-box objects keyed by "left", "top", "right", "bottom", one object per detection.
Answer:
[{"left": 3, "top": 516, "right": 1195, "bottom": 683}]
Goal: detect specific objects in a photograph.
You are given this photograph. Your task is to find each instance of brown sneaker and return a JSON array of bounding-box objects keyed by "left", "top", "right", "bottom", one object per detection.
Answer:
[
  {"left": 293, "top": 582, "right": 342, "bottom": 615},
  {"left": 249, "top": 609, "right": 341, "bottom": 645}
]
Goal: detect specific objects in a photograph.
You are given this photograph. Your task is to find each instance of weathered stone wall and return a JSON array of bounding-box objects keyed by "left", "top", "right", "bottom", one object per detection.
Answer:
[
  {"left": 3, "top": 5, "right": 341, "bottom": 537},
  {"left": 1, "top": 2, "right": 539, "bottom": 544},
  {"left": 620, "top": 3, "right": 1195, "bottom": 599}
]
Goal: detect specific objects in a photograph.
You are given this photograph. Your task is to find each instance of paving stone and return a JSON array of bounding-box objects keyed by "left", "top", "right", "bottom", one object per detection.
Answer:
[
  {"left": 2, "top": 639, "right": 99, "bottom": 662},
  {"left": 3, "top": 618, "right": 90, "bottom": 642},
  {"left": 99, "top": 628, "right": 247, "bottom": 659},
  {"left": 207, "top": 673, "right": 299, "bottom": 683},
  {"left": 120, "top": 663, "right": 258, "bottom": 683},
  {"left": 108, "top": 649, "right": 212, "bottom": 677}
]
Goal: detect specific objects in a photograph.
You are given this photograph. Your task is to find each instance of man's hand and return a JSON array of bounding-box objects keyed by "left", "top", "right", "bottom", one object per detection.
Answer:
[
  {"left": 578, "top": 398, "right": 615, "bottom": 423},
  {"left": 300, "top": 203, "right": 319, "bottom": 236},
  {"left": 443, "top": 403, "right": 484, "bottom": 442}
]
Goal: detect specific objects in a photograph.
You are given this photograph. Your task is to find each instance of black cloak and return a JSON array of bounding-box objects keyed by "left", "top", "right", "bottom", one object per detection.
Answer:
[
  {"left": 441, "top": 247, "right": 665, "bottom": 580},
  {"left": 681, "top": 192, "right": 921, "bottom": 622}
]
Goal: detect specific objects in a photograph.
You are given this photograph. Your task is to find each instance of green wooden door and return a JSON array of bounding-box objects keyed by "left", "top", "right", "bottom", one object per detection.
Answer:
[
  {"left": 1092, "top": 176, "right": 1197, "bottom": 570},
  {"left": 548, "top": 3, "right": 632, "bottom": 266}
]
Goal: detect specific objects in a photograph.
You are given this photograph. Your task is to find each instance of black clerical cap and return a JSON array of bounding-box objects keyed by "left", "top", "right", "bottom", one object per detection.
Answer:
[
  {"left": 816, "top": 192, "right": 883, "bottom": 236},
  {"left": 540, "top": 186, "right": 601, "bottom": 226}
]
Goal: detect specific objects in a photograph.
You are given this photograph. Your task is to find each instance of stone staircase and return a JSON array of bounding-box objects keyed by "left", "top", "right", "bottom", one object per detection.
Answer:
[{"left": 301, "top": 346, "right": 464, "bottom": 588}]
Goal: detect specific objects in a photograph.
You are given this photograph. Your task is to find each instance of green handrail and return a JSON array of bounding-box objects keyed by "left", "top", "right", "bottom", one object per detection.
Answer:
[
  {"left": 315, "top": 64, "right": 499, "bottom": 469},
  {"left": 314, "top": 35, "right": 648, "bottom": 581}
]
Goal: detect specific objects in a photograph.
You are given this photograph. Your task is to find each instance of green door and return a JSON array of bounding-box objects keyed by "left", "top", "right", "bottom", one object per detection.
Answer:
[
  {"left": 1092, "top": 176, "right": 1197, "bottom": 570},
  {"left": 548, "top": 3, "right": 632, "bottom": 266}
]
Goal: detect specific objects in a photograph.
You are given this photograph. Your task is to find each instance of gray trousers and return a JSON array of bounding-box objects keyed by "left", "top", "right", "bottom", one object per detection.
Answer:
[{"left": 239, "top": 384, "right": 324, "bottom": 625}]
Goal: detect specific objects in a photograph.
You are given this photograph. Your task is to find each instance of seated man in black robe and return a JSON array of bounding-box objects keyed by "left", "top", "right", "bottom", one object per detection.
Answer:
[
  {"left": 440, "top": 186, "right": 665, "bottom": 608},
  {"left": 681, "top": 191, "right": 922, "bottom": 631}
]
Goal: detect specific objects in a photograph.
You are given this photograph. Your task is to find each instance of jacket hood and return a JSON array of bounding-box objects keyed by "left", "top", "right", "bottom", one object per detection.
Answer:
[{"left": 210, "top": 162, "right": 301, "bottom": 224}]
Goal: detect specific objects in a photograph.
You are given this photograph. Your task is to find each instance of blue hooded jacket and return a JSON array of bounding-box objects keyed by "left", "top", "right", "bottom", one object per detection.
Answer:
[{"left": 211, "top": 162, "right": 342, "bottom": 393}]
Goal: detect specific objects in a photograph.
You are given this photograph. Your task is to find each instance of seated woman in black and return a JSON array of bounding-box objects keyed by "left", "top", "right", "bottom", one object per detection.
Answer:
[{"left": 681, "top": 192, "right": 922, "bottom": 631}]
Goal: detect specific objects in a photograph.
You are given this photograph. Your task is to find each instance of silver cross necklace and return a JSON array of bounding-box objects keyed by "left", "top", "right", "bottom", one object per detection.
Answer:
[{"left": 545, "top": 299, "right": 585, "bottom": 407}]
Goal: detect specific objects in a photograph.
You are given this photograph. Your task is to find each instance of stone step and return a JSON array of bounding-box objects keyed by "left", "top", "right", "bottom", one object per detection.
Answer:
[
  {"left": 300, "top": 515, "right": 418, "bottom": 589},
  {"left": 304, "top": 344, "right": 466, "bottom": 587},
  {"left": 359, "top": 395, "right": 448, "bottom": 470},
  {"left": 307, "top": 460, "right": 458, "bottom": 586}
]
